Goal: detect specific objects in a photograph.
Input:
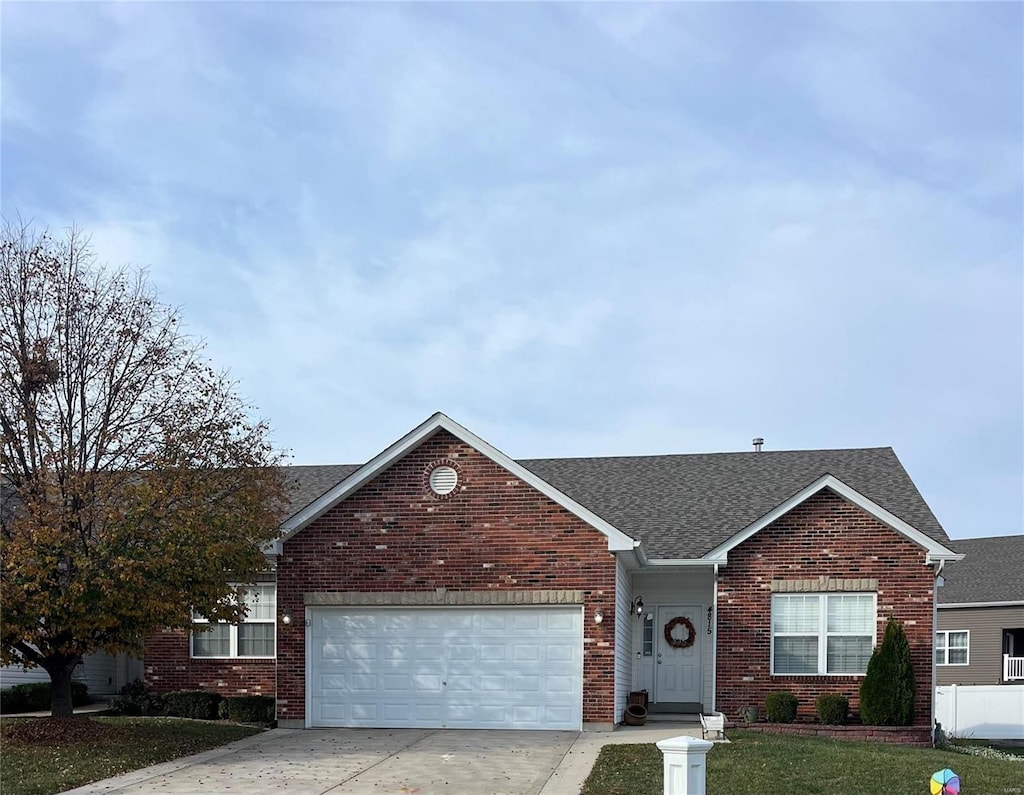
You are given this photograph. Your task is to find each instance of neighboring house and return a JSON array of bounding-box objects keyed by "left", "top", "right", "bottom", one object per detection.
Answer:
[
  {"left": 0, "top": 652, "right": 143, "bottom": 697},
  {"left": 144, "top": 413, "right": 959, "bottom": 731},
  {"left": 937, "top": 535, "right": 1024, "bottom": 685}
]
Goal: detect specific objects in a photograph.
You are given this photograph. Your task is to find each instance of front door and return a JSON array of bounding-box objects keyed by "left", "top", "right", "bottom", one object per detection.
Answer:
[{"left": 655, "top": 605, "right": 702, "bottom": 704}]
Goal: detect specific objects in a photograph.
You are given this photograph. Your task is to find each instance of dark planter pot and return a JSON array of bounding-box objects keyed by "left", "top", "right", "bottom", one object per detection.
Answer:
[{"left": 623, "top": 703, "right": 648, "bottom": 726}]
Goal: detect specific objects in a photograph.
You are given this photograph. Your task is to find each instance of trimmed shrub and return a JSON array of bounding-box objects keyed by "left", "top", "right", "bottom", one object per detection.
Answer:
[
  {"left": 765, "top": 691, "right": 798, "bottom": 723},
  {"left": 815, "top": 694, "right": 849, "bottom": 725},
  {"left": 225, "top": 695, "right": 275, "bottom": 724},
  {"left": 859, "top": 617, "right": 915, "bottom": 725},
  {"left": 163, "top": 690, "right": 222, "bottom": 720},
  {"left": 109, "top": 679, "right": 164, "bottom": 716},
  {"left": 0, "top": 681, "right": 89, "bottom": 712},
  {"left": 0, "top": 687, "right": 30, "bottom": 713}
]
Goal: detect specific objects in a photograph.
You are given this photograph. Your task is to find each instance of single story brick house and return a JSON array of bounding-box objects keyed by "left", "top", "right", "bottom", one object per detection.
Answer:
[{"left": 145, "top": 413, "right": 960, "bottom": 731}]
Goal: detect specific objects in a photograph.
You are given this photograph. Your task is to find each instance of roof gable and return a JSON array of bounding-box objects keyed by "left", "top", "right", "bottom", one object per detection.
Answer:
[
  {"left": 702, "top": 474, "right": 960, "bottom": 563},
  {"left": 274, "top": 412, "right": 637, "bottom": 553},
  {"left": 521, "top": 446, "right": 951, "bottom": 558}
]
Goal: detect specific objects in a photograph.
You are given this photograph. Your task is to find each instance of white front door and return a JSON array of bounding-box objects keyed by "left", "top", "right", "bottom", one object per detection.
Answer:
[{"left": 655, "top": 605, "right": 702, "bottom": 704}]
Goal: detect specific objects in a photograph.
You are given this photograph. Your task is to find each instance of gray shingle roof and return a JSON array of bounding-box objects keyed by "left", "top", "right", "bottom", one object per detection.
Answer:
[
  {"left": 519, "top": 447, "right": 948, "bottom": 558},
  {"left": 282, "top": 447, "right": 949, "bottom": 560},
  {"left": 937, "top": 536, "right": 1024, "bottom": 605},
  {"left": 282, "top": 464, "right": 360, "bottom": 518}
]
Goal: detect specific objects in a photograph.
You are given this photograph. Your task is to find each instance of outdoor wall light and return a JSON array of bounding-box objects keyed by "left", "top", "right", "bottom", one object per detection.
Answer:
[
  {"left": 632, "top": 596, "right": 645, "bottom": 616},
  {"left": 593, "top": 609, "right": 604, "bottom": 624},
  {"left": 280, "top": 610, "right": 293, "bottom": 626}
]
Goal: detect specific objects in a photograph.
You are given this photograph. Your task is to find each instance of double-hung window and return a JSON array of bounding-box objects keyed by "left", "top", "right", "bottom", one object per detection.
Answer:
[
  {"left": 772, "top": 593, "right": 875, "bottom": 675},
  {"left": 191, "top": 584, "right": 276, "bottom": 659},
  {"left": 935, "top": 630, "right": 969, "bottom": 665}
]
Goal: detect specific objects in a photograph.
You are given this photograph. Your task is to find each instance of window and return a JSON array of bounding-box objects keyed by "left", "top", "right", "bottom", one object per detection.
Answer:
[
  {"left": 771, "top": 593, "right": 875, "bottom": 675},
  {"left": 191, "top": 584, "right": 276, "bottom": 659},
  {"left": 936, "top": 630, "right": 969, "bottom": 666},
  {"left": 642, "top": 615, "right": 654, "bottom": 657}
]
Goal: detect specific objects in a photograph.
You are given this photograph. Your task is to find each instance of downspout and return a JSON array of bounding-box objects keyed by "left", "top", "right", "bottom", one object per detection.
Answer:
[
  {"left": 711, "top": 562, "right": 719, "bottom": 714},
  {"left": 931, "top": 558, "right": 945, "bottom": 746}
]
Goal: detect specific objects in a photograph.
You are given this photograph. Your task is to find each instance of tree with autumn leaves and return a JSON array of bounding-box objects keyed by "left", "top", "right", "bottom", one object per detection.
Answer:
[{"left": 0, "top": 220, "right": 287, "bottom": 717}]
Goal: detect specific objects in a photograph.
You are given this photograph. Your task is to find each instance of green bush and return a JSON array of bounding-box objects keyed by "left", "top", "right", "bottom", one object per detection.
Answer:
[
  {"left": 163, "top": 690, "right": 222, "bottom": 720},
  {"left": 225, "top": 695, "right": 275, "bottom": 724},
  {"left": 859, "top": 617, "right": 915, "bottom": 725},
  {"left": 109, "top": 679, "right": 164, "bottom": 716},
  {"left": 0, "top": 687, "right": 30, "bottom": 713},
  {"left": 765, "top": 691, "right": 798, "bottom": 723},
  {"left": 815, "top": 694, "right": 849, "bottom": 725},
  {"left": 0, "top": 681, "right": 89, "bottom": 712}
]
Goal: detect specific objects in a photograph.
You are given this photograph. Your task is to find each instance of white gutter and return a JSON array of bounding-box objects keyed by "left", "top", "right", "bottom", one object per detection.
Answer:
[
  {"left": 645, "top": 558, "right": 728, "bottom": 567},
  {"left": 711, "top": 562, "right": 719, "bottom": 715},
  {"left": 937, "top": 601, "right": 1024, "bottom": 609}
]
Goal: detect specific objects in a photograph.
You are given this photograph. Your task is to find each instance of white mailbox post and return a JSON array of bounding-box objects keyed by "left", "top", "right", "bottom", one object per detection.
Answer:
[{"left": 655, "top": 735, "right": 714, "bottom": 795}]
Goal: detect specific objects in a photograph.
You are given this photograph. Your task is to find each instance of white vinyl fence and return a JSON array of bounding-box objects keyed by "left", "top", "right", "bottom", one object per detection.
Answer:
[{"left": 935, "top": 684, "right": 1024, "bottom": 741}]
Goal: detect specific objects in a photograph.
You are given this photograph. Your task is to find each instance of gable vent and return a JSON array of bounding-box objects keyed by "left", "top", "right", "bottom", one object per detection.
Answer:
[{"left": 428, "top": 465, "right": 459, "bottom": 496}]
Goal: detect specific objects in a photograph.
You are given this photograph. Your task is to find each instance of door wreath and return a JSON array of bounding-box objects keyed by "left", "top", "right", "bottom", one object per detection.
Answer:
[{"left": 664, "top": 616, "right": 696, "bottom": 649}]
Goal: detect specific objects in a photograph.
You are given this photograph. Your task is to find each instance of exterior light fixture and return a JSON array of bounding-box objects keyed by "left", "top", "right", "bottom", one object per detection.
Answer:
[
  {"left": 632, "top": 596, "right": 645, "bottom": 616},
  {"left": 280, "top": 610, "right": 293, "bottom": 626},
  {"left": 593, "top": 609, "right": 604, "bottom": 624}
]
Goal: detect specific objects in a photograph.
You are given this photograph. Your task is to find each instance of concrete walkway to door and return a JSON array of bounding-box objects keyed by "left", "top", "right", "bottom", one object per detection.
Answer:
[{"left": 62, "top": 723, "right": 705, "bottom": 795}]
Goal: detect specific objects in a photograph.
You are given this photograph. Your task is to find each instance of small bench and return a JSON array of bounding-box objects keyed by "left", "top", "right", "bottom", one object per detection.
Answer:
[{"left": 699, "top": 711, "right": 726, "bottom": 740}]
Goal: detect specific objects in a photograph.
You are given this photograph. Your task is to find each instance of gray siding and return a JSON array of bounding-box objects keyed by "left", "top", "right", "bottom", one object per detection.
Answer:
[
  {"left": 614, "top": 556, "right": 633, "bottom": 724},
  {"left": 937, "top": 605, "right": 1024, "bottom": 686}
]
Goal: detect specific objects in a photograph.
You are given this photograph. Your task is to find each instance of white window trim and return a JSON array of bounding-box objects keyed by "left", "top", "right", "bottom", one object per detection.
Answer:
[
  {"left": 191, "top": 585, "right": 277, "bottom": 660},
  {"left": 936, "top": 629, "right": 970, "bottom": 666},
  {"left": 770, "top": 592, "right": 877, "bottom": 676}
]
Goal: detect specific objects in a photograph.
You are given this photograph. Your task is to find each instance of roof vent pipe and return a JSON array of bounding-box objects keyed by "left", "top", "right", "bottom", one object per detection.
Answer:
[{"left": 753, "top": 437, "right": 764, "bottom": 452}]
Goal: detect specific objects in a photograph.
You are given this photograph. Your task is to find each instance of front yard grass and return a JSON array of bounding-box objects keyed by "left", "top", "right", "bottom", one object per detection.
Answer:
[
  {"left": 581, "top": 730, "right": 1024, "bottom": 795},
  {"left": 1, "top": 716, "right": 263, "bottom": 795}
]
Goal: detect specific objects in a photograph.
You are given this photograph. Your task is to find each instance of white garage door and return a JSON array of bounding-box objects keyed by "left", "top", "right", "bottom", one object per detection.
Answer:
[{"left": 307, "top": 606, "right": 583, "bottom": 730}]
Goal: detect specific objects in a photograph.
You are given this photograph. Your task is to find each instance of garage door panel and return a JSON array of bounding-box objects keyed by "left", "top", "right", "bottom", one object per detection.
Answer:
[
  {"left": 447, "top": 644, "right": 476, "bottom": 660},
  {"left": 546, "top": 675, "right": 575, "bottom": 694},
  {"left": 512, "top": 644, "right": 541, "bottom": 662},
  {"left": 321, "top": 613, "right": 374, "bottom": 631},
  {"left": 477, "top": 613, "right": 509, "bottom": 630},
  {"left": 479, "top": 643, "right": 507, "bottom": 661},
  {"left": 513, "top": 613, "right": 541, "bottom": 630},
  {"left": 308, "top": 607, "right": 582, "bottom": 730},
  {"left": 344, "top": 643, "right": 376, "bottom": 661},
  {"left": 349, "top": 674, "right": 377, "bottom": 691},
  {"left": 513, "top": 675, "right": 540, "bottom": 693},
  {"left": 547, "top": 644, "right": 574, "bottom": 662},
  {"left": 545, "top": 612, "right": 576, "bottom": 631}
]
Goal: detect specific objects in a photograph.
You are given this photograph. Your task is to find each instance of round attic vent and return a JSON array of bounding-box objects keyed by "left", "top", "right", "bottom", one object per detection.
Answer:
[{"left": 428, "top": 465, "right": 458, "bottom": 496}]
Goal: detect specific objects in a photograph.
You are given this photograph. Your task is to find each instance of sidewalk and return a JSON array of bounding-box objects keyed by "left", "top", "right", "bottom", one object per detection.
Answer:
[{"left": 1, "top": 700, "right": 112, "bottom": 719}]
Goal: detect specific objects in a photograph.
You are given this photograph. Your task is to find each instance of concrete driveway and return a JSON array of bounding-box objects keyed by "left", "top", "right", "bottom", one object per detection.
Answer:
[{"left": 63, "top": 724, "right": 704, "bottom": 795}]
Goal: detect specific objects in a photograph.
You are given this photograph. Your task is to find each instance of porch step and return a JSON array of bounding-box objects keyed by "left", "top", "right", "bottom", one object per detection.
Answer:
[{"left": 646, "top": 713, "right": 701, "bottom": 724}]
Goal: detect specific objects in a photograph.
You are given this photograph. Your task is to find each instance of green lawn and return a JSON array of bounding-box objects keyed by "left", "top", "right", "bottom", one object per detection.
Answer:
[
  {"left": 1, "top": 717, "right": 263, "bottom": 795},
  {"left": 581, "top": 731, "right": 1024, "bottom": 795}
]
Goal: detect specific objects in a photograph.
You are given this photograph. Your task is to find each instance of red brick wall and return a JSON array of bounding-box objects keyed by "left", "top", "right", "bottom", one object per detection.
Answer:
[
  {"left": 716, "top": 489, "right": 935, "bottom": 726},
  {"left": 143, "top": 628, "right": 275, "bottom": 696},
  {"left": 276, "top": 430, "right": 618, "bottom": 725}
]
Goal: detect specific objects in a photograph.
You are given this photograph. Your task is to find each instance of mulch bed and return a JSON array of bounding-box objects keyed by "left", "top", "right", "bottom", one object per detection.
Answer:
[{"left": 2, "top": 717, "right": 126, "bottom": 746}]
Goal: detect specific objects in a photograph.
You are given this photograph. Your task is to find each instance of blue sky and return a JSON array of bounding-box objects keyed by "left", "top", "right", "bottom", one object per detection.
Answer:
[{"left": 3, "top": 2, "right": 1021, "bottom": 541}]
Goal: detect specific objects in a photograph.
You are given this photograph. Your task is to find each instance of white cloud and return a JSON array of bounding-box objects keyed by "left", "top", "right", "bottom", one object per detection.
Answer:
[{"left": 2, "top": 2, "right": 1019, "bottom": 537}]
